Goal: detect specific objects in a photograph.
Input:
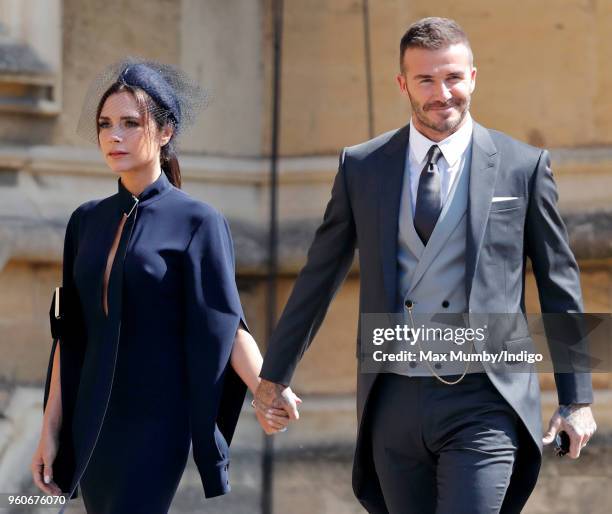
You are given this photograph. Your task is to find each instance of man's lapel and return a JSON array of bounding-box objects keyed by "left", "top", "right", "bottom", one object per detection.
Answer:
[
  {"left": 465, "top": 122, "right": 499, "bottom": 302},
  {"left": 378, "top": 124, "right": 410, "bottom": 312},
  {"left": 378, "top": 121, "right": 499, "bottom": 311},
  {"left": 398, "top": 158, "right": 425, "bottom": 260}
]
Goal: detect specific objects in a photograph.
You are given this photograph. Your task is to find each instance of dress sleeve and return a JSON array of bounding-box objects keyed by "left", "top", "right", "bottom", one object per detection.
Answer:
[
  {"left": 183, "top": 210, "right": 248, "bottom": 498},
  {"left": 43, "top": 208, "right": 87, "bottom": 496}
]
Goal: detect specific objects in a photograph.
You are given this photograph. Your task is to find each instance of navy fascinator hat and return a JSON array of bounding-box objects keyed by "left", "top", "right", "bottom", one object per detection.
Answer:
[
  {"left": 77, "top": 57, "right": 208, "bottom": 144},
  {"left": 119, "top": 63, "right": 182, "bottom": 127}
]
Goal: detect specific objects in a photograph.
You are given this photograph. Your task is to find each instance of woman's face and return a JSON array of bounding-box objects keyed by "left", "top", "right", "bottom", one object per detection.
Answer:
[{"left": 97, "top": 91, "right": 171, "bottom": 175}]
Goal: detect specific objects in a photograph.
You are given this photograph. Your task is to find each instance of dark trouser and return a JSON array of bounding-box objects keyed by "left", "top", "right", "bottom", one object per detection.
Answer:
[{"left": 370, "top": 373, "right": 519, "bottom": 514}]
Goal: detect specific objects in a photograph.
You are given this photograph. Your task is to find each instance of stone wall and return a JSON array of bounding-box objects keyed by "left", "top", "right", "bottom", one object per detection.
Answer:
[{"left": 1, "top": 1, "right": 611, "bottom": 512}]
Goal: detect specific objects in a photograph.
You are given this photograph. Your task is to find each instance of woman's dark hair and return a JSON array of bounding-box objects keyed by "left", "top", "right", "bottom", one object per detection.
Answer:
[{"left": 95, "top": 82, "right": 182, "bottom": 189}]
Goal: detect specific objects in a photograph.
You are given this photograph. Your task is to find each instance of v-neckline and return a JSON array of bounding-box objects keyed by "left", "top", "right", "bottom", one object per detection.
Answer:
[
  {"left": 102, "top": 172, "right": 169, "bottom": 318},
  {"left": 102, "top": 213, "right": 128, "bottom": 318}
]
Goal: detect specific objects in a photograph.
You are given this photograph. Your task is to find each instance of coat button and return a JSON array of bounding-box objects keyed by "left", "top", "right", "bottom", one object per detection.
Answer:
[
  {"left": 409, "top": 361, "right": 417, "bottom": 368},
  {"left": 434, "top": 362, "right": 442, "bottom": 370},
  {"left": 405, "top": 299, "right": 414, "bottom": 309},
  {"left": 442, "top": 300, "right": 449, "bottom": 308}
]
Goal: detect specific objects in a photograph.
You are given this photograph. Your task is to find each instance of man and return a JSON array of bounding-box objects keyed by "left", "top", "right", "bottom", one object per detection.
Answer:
[{"left": 255, "top": 17, "right": 597, "bottom": 514}]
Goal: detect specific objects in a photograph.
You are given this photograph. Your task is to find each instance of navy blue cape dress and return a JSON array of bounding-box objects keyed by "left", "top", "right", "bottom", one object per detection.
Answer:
[{"left": 43, "top": 171, "right": 248, "bottom": 513}]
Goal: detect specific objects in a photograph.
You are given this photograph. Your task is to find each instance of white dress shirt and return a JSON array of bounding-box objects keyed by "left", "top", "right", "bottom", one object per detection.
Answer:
[{"left": 408, "top": 113, "right": 474, "bottom": 217}]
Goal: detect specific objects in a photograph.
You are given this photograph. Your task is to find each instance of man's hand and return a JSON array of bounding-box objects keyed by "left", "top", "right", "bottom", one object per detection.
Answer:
[
  {"left": 254, "top": 405, "right": 293, "bottom": 435},
  {"left": 543, "top": 403, "right": 597, "bottom": 459},
  {"left": 254, "top": 379, "right": 302, "bottom": 433}
]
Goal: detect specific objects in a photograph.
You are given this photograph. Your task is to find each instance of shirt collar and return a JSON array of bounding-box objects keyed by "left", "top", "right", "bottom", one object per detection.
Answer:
[
  {"left": 117, "top": 171, "right": 172, "bottom": 214},
  {"left": 409, "top": 112, "right": 473, "bottom": 168}
]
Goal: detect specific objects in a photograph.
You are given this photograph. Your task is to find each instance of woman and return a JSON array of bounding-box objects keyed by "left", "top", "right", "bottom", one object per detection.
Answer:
[{"left": 30, "top": 59, "right": 299, "bottom": 513}]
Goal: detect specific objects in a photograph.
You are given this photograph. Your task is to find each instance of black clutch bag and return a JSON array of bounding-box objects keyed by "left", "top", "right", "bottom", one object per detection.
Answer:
[
  {"left": 49, "top": 286, "right": 64, "bottom": 342},
  {"left": 44, "top": 285, "right": 79, "bottom": 499},
  {"left": 44, "top": 286, "right": 63, "bottom": 410}
]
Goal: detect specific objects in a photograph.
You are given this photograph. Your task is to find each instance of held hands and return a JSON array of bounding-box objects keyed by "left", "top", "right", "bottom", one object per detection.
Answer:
[
  {"left": 253, "top": 379, "right": 302, "bottom": 435},
  {"left": 543, "top": 403, "right": 597, "bottom": 459},
  {"left": 31, "top": 428, "right": 62, "bottom": 495}
]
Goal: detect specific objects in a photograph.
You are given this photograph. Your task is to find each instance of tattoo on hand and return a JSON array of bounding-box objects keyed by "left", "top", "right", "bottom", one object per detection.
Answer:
[{"left": 559, "top": 404, "right": 596, "bottom": 435}]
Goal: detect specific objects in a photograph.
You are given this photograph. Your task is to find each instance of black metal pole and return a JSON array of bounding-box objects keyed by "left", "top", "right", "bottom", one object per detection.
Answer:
[
  {"left": 262, "top": 1, "right": 284, "bottom": 513},
  {"left": 362, "top": 0, "right": 374, "bottom": 139}
]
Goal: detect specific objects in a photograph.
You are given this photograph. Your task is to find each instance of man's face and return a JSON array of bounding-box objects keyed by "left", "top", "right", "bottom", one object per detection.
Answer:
[{"left": 396, "top": 43, "right": 476, "bottom": 141}]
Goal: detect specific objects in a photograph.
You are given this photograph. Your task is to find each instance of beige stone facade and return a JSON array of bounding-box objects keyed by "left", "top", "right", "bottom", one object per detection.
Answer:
[{"left": 1, "top": 1, "right": 611, "bottom": 512}]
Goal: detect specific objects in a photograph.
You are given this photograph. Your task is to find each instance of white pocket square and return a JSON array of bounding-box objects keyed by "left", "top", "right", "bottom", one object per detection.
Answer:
[{"left": 492, "top": 196, "right": 518, "bottom": 202}]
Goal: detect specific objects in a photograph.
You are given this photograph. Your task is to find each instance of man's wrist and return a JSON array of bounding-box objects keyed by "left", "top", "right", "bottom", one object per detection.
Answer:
[
  {"left": 259, "top": 377, "right": 289, "bottom": 389},
  {"left": 558, "top": 403, "right": 591, "bottom": 418}
]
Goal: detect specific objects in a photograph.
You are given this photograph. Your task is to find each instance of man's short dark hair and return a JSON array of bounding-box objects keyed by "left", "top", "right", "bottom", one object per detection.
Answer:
[{"left": 399, "top": 17, "right": 473, "bottom": 72}]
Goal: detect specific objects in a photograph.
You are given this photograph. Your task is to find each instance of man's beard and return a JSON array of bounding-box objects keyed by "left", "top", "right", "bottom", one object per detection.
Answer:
[{"left": 408, "top": 93, "right": 471, "bottom": 135}]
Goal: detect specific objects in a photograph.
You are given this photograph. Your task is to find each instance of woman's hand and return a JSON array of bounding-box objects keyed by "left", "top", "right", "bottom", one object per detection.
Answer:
[
  {"left": 228, "top": 327, "right": 303, "bottom": 433},
  {"left": 255, "top": 405, "right": 290, "bottom": 435},
  {"left": 254, "top": 386, "right": 302, "bottom": 435},
  {"left": 31, "top": 428, "right": 63, "bottom": 496}
]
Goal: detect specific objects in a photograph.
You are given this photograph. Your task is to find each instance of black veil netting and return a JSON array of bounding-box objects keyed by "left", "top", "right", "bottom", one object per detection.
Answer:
[{"left": 76, "top": 57, "right": 209, "bottom": 145}]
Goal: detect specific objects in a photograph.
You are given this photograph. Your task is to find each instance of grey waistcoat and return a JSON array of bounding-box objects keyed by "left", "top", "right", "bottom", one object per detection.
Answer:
[{"left": 397, "top": 142, "right": 484, "bottom": 375}]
